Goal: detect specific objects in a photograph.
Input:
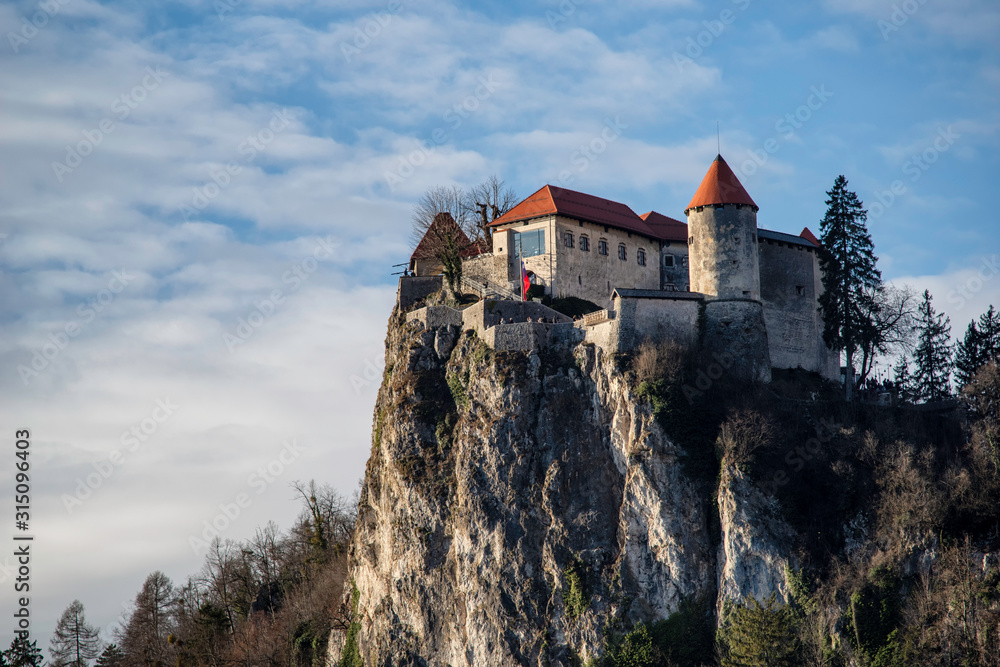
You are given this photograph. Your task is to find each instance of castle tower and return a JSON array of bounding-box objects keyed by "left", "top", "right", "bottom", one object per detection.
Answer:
[
  {"left": 685, "top": 155, "right": 771, "bottom": 382},
  {"left": 685, "top": 154, "right": 761, "bottom": 300}
]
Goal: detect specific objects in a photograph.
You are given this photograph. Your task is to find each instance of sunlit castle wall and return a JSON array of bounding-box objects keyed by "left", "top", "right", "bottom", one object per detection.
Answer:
[{"left": 686, "top": 203, "right": 761, "bottom": 301}]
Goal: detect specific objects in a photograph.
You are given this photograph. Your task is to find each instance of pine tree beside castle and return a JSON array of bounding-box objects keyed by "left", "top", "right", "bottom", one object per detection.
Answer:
[
  {"left": 913, "top": 290, "right": 952, "bottom": 402},
  {"left": 955, "top": 305, "right": 1000, "bottom": 388},
  {"left": 817, "top": 175, "right": 882, "bottom": 401}
]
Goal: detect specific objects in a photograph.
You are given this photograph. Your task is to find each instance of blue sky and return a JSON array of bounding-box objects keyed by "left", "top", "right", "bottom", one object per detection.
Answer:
[{"left": 0, "top": 0, "right": 998, "bottom": 651}]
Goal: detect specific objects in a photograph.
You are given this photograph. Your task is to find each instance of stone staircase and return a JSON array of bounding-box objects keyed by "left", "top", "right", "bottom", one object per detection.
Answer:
[{"left": 460, "top": 275, "right": 520, "bottom": 301}]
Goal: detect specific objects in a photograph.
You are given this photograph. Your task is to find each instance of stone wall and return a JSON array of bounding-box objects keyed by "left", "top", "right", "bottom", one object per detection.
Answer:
[
  {"left": 462, "top": 253, "right": 507, "bottom": 289},
  {"left": 397, "top": 275, "right": 443, "bottom": 311},
  {"left": 461, "top": 300, "right": 572, "bottom": 338},
  {"left": 610, "top": 294, "right": 702, "bottom": 352},
  {"left": 483, "top": 321, "right": 584, "bottom": 352},
  {"left": 583, "top": 318, "right": 623, "bottom": 353},
  {"left": 688, "top": 204, "right": 761, "bottom": 300},
  {"left": 405, "top": 304, "right": 464, "bottom": 329},
  {"left": 758, "top": 240, "right": 839, "bottom": 379},
  {"left": 701, "top": 299, "right": 772, "bottom": 383},
  {"left": 659, "top": 242, "right": 690, "bottom": 291}
]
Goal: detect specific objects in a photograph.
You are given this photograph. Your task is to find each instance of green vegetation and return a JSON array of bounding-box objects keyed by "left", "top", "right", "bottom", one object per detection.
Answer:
[
  {"left": 605, "top": 625, "right": 657, "bottom": 667},
  {"left": 718, "top": 594, "right": 799, "bottom": 667},
  {"left": 446, "top": 370, "right": 470, "bottom": 410},
  {"left": 562, "top": 558, "right": 590, "bottom": 621},
  {"left": 338, "top": 582, "right": 364, "bottom": 667}
]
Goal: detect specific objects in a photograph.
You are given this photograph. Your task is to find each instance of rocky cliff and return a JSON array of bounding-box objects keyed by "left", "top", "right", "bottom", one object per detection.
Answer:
[{"left": 338, "top": 301, "right": 801, "bottom": 666}]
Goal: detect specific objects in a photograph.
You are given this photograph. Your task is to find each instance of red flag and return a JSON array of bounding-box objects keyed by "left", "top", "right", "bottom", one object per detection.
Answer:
[{"left": 521, "top": 260, "right": 529, "bottom": 301}]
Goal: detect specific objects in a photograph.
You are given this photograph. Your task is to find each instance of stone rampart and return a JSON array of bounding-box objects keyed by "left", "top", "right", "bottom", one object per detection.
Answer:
[
  {"left": 701, "top": 299, "right": 771, "bottom": 383},
  {"left": 461, "top": 300, "right": 571, "bottom": 338},
  {"left": 397, "top": 275, "right": 443, "bottom": 311},
  {"left": 405, "top": 305, "right": 463, "bottom": 329}
]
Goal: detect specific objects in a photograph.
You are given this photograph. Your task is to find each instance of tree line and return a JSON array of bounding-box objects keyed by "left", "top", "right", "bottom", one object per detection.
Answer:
[
  {"left": 796, "top": 174, "right": 995, "bottom": 402},
  {"left": 7, "top": 481, "right": 356, "bottom": 667}
]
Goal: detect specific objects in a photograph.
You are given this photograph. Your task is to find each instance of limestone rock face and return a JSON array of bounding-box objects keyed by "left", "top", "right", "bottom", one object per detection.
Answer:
[
  {"left": 715, "top": 463, "right": 796, "bottom": 622},
  {"left": 344, "top": 306, "right": 797, "bottom": 666}
]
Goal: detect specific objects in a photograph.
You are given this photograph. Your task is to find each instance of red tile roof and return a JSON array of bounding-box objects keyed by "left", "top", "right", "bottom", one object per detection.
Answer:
[
  {"left": 799, "top": 227, "right": 820, "bottom": 247},
  {"left": 685, "top": 154, "right": 758, "bottom": 213},
  {"left": 410, "top": 212, "right": 478, "bottom": 262},
  {"left": 490, "top": 184, "right": 666, "bottom": 239},
  {"left": 640, "top": 211, "right": 688, "bottom": 242}
]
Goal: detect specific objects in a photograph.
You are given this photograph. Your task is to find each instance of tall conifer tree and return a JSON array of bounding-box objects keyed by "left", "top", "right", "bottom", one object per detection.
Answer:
[
  {"left": 817, "top": 175, "right": 882, "bottom": 400},
  {"left": 893, "top": 354, "right": 913, "bottom": 403},
  {"left": 3, "top": 639, "right": 44, "bottom": 667},
  {"left": 913, "top": 290, "right": 952, "bottom": 402},
  {"left": 50, "top": 600, "right": 102, "bottom": 667},
  {"left": 956, "top": 320, "right": 986, "bottom": 388},
  {"left": 956, "top": 305, "right": 1000, "bottom": 388}
]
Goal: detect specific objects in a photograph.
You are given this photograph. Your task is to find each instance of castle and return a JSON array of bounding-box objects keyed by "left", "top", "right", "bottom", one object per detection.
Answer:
[{"left": 404, "top": 155, "right": 839, "bottom": 382}]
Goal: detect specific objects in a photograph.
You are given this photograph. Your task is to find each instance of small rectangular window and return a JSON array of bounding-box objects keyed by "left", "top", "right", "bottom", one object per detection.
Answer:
[
  {"left": 637, "top": 249, "right": 646, "bottom": 266},
  {"left": 618, "top": 244, "right": 627, "bottom": 261},
  {"left": 564, "top": 231, "right": 574, "bottom": 248},
  {"left": 796, "top": 285, "right": 805, "bottom": 296},
  {"left": 580, "top": 235, "right": 590, "bottom": 251},
  {"left": 663, "top": 255, "right": 674, "bottom": 268},
  {"left": 598, "top": 239, "right": 608, "bottom": 256}
]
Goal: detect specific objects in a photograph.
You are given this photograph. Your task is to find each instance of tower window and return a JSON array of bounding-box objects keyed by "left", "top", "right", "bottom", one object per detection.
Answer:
[
  {"left": 618, "top": 244, "right": 627, "bottom": 261},
  {"left": 664, "top": 255, "right": 675, "bottom": 268},
  {"left": 580, "top": 235, "right": 590, "bottom": 251},
  {"left": 598, "top": 239, "right": 608, "bottom": 256},
  {"left": 564, "top": 231, "right": 574, "bottom": 248},
  {"left": 796, "top": 285, "right": 805, "bottom": 296},
  {"left": 637, "top": 249, "right": 646, "bottom": 266}
]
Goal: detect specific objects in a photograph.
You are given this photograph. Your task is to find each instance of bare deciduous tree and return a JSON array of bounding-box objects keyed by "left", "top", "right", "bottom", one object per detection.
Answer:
[
  {"left": 856, "top": 283, "right": 918, "bottom": 386},
  {"left": 50, "top": 600, "right": 101, "bottom": 667},
  {"left": 409, "top": 177, "right": 518, "bottom": 289},
  {"left": 466, "top": 174, "right": 518, "bottom": 243},
  {"left": 119, "top": 571, "right": 176, "bottom": 667}
]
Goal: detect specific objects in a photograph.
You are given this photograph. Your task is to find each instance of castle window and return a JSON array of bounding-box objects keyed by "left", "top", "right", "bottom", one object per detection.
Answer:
[
  {"left": 637, "top": 249, "right": 646, "bottom": 266},
  {"left": 688, "top": 236, "right": 694, "bottom": 245},
  {"left": 681, "top": 256, "right": 688, "bottom": 268},
  {"left": 598, "top": 239, "right": 608, "bottom": 256},
  {"left": 796, "top": 285, "right": 805, "bottom": 296},
  {"left": 515, "top": 229, "right": 546, "bottom": 258},
  {"left": 564, "top": 231, "right": 574, "bottom": 248},
  {"left": 618, "top": 244, "right": 627, "bottom": 261},
  {"left": 580, "top": 235, "right": 590, "bottom": 251},
  {"left": 664, "top": 255, "right": 675, "bottom": 268}
]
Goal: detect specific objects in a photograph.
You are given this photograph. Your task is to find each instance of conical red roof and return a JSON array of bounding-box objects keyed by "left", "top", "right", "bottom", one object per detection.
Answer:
[{"left": 685, "top": 154, "right": 758, "bottom": 213}]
